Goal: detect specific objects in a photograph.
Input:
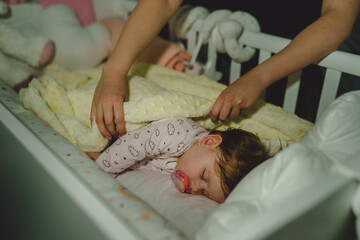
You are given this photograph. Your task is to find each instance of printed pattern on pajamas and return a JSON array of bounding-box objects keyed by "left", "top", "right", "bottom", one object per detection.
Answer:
[{"left": 96, "top": 117, "right": 209, "bottom": 174}]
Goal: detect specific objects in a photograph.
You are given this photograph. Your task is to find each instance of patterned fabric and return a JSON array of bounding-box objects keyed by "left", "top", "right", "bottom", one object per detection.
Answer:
[{"left": 96, "top": 117, "right": 209, "bottom": 174}]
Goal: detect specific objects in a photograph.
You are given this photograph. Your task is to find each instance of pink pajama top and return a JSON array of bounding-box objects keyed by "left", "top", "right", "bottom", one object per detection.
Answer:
[{"left": 96, "top": 118, "right": 209, "bottom": 175}]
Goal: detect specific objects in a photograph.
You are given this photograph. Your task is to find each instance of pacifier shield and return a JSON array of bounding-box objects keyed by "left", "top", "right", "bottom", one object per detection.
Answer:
[{"left": 171, "top": 170, "right": 191, "bottom": 194}]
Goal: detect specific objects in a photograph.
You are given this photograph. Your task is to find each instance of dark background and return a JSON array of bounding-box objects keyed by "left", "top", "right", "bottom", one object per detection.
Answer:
[
  {"left": 161, "top": 0, "right": 324, "bottom": 122},
  {"left": 160, "top": 1, "right": 360, "bottom": 122},
  {"left": 182, "top": 0, "right": 322, "bottom": 39}
]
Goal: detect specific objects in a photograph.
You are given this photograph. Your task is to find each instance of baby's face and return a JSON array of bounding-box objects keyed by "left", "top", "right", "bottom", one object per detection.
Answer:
[{"left": 174, "top": 136, "right": 225, "bottom": 203}]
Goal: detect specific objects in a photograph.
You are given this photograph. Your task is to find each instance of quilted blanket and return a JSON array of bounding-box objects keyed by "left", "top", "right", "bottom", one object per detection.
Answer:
[{"left": 19, "top": 63, "right": 313, "bottom": 151}]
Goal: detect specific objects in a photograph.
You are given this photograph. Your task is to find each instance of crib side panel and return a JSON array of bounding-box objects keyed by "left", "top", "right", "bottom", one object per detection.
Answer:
[{"left": 0, "top": 119, "right": 109, "bottom": 240}]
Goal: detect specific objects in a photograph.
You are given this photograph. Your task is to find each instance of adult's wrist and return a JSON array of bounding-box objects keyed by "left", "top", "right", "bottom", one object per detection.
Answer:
[{"left": 102, "top": 60, "right": 128, "bottom": 79}]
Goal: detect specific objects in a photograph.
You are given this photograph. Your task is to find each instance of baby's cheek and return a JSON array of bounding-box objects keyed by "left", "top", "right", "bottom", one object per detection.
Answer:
[{"left": 173, "top": 161, "right": 188, "bottom": 177}]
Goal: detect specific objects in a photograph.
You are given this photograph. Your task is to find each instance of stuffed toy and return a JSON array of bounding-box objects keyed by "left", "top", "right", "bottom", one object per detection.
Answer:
[
  {"left": 0, "top": 0, "right": 203, "bottom": 92},
  {"left": 0, "top": 0, "right": 111, "bottom": 91},
  {"left": 0, "top": 1, "right": 54, "bottom": 91}
]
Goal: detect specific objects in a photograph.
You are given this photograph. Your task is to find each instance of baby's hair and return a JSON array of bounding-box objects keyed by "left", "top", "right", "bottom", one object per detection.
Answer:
[{"left": 210, "top": 129, "right": 271, "bottom": 197}]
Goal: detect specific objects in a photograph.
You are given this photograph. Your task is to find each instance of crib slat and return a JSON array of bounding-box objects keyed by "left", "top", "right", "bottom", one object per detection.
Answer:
[
  {"left": 230, "top": 61, "right": 241, "bottom": 84},
  {"left": 316, "top": 68, "right": 342, "bottom": 120},
  {"left": 205, "top": 38, "right": 222, "bottom": 81},
  {"left": 258, "top": 49, "right": 272, "bottom": 64},
  {"left": 229, "top": 50, "right": 271, "bottom": 88},
  {"left": 186, "top": 31, "right": 197, "bottom": 54},
  {"left": 283, "top": 70, "right": 302, "bottom": 114}
]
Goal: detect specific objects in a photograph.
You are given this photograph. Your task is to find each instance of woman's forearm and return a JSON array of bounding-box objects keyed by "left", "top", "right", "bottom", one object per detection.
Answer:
[
  {"left": 104, "top": 0, "right": 183, "bottom": 78},
  {"left": 247, "top": 0, "right": 360, "bottom": 89}
]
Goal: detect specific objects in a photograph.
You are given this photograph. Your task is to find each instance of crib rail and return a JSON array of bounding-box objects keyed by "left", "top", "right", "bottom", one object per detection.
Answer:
[{"left": 184, "top": 29, "right": 360, "bottom": 121}]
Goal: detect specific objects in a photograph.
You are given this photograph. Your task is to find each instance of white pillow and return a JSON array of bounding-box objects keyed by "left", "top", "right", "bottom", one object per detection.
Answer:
[
  {"left": 116, "top": 171, "right": 219, "bottom": 238},
  {"left": 196, "top": 91, "right": 360, "bottom": 240}
]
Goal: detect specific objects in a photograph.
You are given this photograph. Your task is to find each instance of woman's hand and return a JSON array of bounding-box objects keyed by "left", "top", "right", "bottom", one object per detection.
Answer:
[
  {"left": 91, "top": 72, "right": 129, "bottom": 140},
  {"left": 211, "top": 76, "right": 264, "bottom": 122}
]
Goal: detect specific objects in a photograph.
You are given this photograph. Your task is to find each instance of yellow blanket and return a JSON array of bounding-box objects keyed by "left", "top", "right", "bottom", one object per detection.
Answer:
[{"left": 19, "top": 63, "right": 313, "bottom": 151}]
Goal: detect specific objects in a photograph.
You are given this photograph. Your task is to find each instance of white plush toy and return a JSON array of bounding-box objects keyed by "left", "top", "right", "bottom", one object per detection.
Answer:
[
  {"left": 169, "top": 5, "right": 261, "bottom": 80},
  {"left": 0, "top": 0, "right": 137, "bottom": 91},
  {"left": 0, "top": 1, "right": 54, "bottom": 91},
  {"left": 0, "top": 0, "right": 206, "bottom": 91}
]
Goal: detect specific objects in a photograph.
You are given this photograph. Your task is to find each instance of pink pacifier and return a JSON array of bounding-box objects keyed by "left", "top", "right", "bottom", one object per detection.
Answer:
[{"left": 171, "top": 170, "right": 191, "bottom": 194}]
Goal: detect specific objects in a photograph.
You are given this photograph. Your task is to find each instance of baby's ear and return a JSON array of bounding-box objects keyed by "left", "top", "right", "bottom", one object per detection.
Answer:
[{"left": 199, "top": 134, "right": 222, "bottom": 148}]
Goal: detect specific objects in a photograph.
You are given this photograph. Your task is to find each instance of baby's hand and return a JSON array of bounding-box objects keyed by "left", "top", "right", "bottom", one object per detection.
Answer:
[{"left": 86, "top": 152, "right": 101, "bottom": 161}]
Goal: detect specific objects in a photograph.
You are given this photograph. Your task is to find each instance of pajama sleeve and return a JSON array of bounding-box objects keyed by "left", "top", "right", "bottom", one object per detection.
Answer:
[
  {"left": 96, "top": 118, "right": 208, "bottom": 174},
  {"left": 96, "top": 127, "right": 148, "bottom": 173}
]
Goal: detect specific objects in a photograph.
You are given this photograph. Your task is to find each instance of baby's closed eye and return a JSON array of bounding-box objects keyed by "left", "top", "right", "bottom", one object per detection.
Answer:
[{"left": 201, "top": 169, "right": 205, "bottom": 180}]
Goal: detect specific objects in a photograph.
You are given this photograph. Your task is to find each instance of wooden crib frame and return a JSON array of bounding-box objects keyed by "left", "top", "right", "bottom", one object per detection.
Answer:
[{"left": 1, "top": 29, "right": 360, "bottom": 239}]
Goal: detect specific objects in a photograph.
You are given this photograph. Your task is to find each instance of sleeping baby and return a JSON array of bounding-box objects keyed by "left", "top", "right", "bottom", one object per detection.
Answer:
[{"left": 87, "top": 117, "right": 271, "bottom": 203}]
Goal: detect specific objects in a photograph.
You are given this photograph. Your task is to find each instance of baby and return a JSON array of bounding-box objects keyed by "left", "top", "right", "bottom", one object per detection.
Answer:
[{"left": 87, "top": 117, "right": 270, "bottom": 203}]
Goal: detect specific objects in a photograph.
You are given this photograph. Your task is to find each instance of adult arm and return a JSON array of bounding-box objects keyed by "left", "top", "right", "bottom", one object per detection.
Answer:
[
  {"left": 211, "top": 0, "right": 360, "bottom": 121},
  {"left": 91, "top": 0, "right": 183, "bottom": 139}
]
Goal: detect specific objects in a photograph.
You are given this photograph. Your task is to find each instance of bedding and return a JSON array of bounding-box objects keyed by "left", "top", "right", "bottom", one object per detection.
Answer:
[
  {"left": 117, "top": 171, "right": 219, "bottom": 237},
  {"left": 0, "top": 79, "right": 187, "bottom": 239},
  {"left": 0, "top": 79, "right": 217, "bottom": 238},
  {"left": 2, "top": 75, "right": 359, "bottom": 240},
  {"left": 112, "top": 91, "right": 360, "bottom": 240},
  {"left": 1, "top": 1, "right": 359, "bottom": 238},
  {"left": 18, "top": 62, "right": 313, "bottom": 152}
]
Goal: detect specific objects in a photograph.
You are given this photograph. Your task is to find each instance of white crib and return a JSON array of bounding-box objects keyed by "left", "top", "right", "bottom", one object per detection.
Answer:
[
  {"left": 1, "top": 10, "right": 360, "bottom": 240},
  {"left": 185, "top": 28, "right": 360, "bottom": 121}
]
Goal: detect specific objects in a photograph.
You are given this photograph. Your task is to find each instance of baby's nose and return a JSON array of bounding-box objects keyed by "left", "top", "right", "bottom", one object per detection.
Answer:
[{"left": 190, "top": 180, "right": 204, "bottom": 195}]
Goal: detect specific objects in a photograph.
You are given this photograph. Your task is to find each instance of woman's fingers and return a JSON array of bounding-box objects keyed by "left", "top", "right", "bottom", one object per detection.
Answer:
[
  {"left": 95, "top": 104, "right": 112, "bottom": 140},
  {"left": 228, "top": 103, "right": 241, "bottom": 119},
  {"left": 211, "top": 87, "right": 247, "bottom": 122},
  {"left": 212, "top": 100, "right": 241, "bottom": 122},
  {"left": 211, "top": 97, "right": 225, "bottom": 122},
  {"left": 91, "top": 74, "right": 129, "bottom": 140},
  {"left": 103, "top": 101, "right": 118, "bottom": 138},
  {"left": 113, "top": 98, "right": 126, "bottom": 135},
  {"left": 94, "top": 99, "right": 126, "bottom": 140},
  {"left": 218, "top": 97, "right": 234, "bottom": 121}
]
